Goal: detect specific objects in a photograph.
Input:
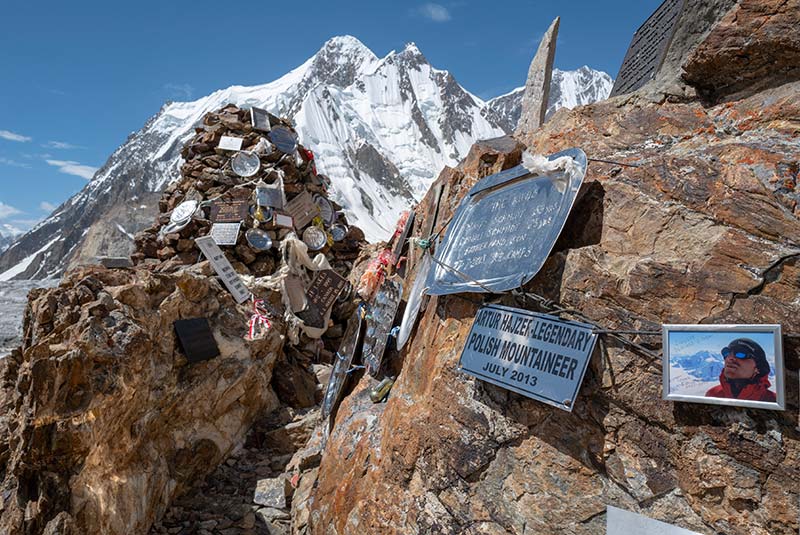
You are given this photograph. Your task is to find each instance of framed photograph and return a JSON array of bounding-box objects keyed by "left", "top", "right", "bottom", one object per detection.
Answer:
[{"left": 662, "top": 324, "right": 785, "bottom": 410}]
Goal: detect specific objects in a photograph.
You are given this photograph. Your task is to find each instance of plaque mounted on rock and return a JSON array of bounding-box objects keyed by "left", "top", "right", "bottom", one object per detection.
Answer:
[
  {"left": 459, "top": 304, "right": 597, "bottom": 412},
  {"left": 396, "top": 252, "right": 432, "bottom": 351},
  {"left": 231, "top": 151, "right": 261, "bottom": 177},
  {"left": 210, "top": 198, "right": 249, "bottom": 223},
  {"left": 273, "top": 213, "right": 294, "bottom": 228},
  {"left": 218, "top": 135, "right": 244, "bottom": 151},
  {"left": 425, "top": 148, "right": 587, "bottom": 295},
  {"left": 195, "top": 236, "right": 251, "bottom": 304},
  {"left": 362, "top": 277, "right": 403, "bottom": 376},
  {"left": 174, "top": 318, "right": 220, "bottom": 364},
  {"left": 607, "top": 506, "right": 702, "bottom": 535},
  {"left": 610, "top": 0, "right": 686, "bottom": 97},
  {"left": 322, "top": 305, "right": 366, "bottom": 421},
  {"left": 286, "top": 190, "right": 320, "bottom": 230},
  {"left": 391, "top": 210, "right": 415, "bottom": 270},
  {"left": 209, "top": 222, "right": 241, "bottom": 246},
  {"left": 250, "top": 107, "right": 272, "bottom": 133},
  {"left": 268, "top": 126, "right": 298, "bottom": 154},
  {"left": 295, "top": 269, "right": 348, "bottom": 329}
]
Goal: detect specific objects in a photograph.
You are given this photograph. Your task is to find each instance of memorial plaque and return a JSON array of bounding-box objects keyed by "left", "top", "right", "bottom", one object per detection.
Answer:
[
  {"left": 171, "top": 200, "right": 199, "bottom": 224},
  {"left": 286, "top": 190, "right": 320, "bottom": 230},
  {"left": 174, "top": 318, "right": 220, "bottom": 363},
  {"left": 250, "top": 107, "right": 272, "bottom": 132},
  {"left": 98, "top": 256, "right": 133, "bottom": 269},
  {"left": 302, "top": 226, "right": 327, "bottom": 251},
  {"left": 210, "top": 198, "right": 249, "bottom": 223},
  {"left": 273, "top": 213, "right": 293, "bottom": 228},
  {"left": 397, "top": 252, "right": 431, "bottom": 350},
  {"left": 314, "top": 194, "right": 335, "bottom": 225},
  {"left": 322, "top": 305, "right": 365, "bottom": 420},
  {"left": 295, "top": 269, "right": 348, "bottom": 328},
  {"left": 231, "top": 151, "right": 261, "bottom": 177},
  {"left": 209, "top": 222, "right": 241, "bottom": 246},
  {"left": 256, "top": 178, "right": 285, "bottom": 209},
  {"left": 459, "top": 304, "right": 597, "bottom": 411},
  {"left": 218, "top": 135, "right": 244, "bottom": 151},
  {"left": 362, "top": 277, "right": 403, "bottom": 376},
  {"left": 195, "top": 236, "right": 251, "bottom": 304},
  {"left": 245, "top": 228, "right": 273, "bottom": 251},
  {"left": 607, "top": 506, "right": 702, "bottom": 535},
  {"left": 610, "top": 0, "right": 686, "bottom": 97},
  {"left": 425, "top": 148, "right": 587, "bottom": 295},
  {"left": 268, "top": 126, "right": 298, "bottom": 154}
]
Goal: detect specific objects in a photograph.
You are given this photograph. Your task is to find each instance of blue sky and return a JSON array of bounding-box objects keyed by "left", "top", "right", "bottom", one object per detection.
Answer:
[
  {"left": 668, "top": 330, "right": 777, "bottom": 363},
  {"left": 0, "top": 0, "right": 662, "bottom": 233}
]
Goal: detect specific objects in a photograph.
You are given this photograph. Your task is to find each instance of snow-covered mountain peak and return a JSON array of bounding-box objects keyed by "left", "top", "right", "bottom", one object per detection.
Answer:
[{"left": 310, "top": 35, "right": 379, "bottom": 85}]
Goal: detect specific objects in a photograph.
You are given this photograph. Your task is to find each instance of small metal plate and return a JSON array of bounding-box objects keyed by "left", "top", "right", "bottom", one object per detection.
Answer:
[
  {"left": 250, "top": 107, "right": 272, "bottom": 132},
  {"left": 321, "top": 306, "right": 365, "bottom": 420},
  {"left": 231, "top": 151, "right": 261, "bottom": 177},
  {"left": 218, "top": 136, "right": 244, "bottom": 151},
  {"left": 397, "top": 252, "right": 432, "bottom": 350},
  {"left": 268, "top": 126, "right": 298, "bottom": 154},
  {"left": 170, "top": 200, "right": 198, "bottom": 224},
  {"left": 245, "top": 228, "right": 273, "bottom": 251},
  {"left": 174, "top": 318, "right": 220, "bottom": 364}
]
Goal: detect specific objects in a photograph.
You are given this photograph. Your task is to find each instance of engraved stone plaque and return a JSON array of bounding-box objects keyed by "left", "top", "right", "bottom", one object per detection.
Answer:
[
  {"left": 174, "top": 318, "right": 220, "bottom": 364},
  {"left": 295, "top": 269, "right": 348, "bottom": 328},
  {"left": 286, "top": 191, "right": 320, "bottom": 230},
  {"left": 425, "top": 148, "right": 587, "bottom": 295},
  {"left": 210, "top": 198, "right": 249, "bottom": 223},
  {"left": 610, "top": 0, "right": 686, "bottom": 97},
  {"left": 362, "top": 277, "right": 403, "bottom": 376}
]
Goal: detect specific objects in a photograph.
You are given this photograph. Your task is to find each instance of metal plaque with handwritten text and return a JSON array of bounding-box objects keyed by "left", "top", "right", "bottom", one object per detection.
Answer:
[{"left": 425, "top": 148, "right": 587, "bottom": 295}]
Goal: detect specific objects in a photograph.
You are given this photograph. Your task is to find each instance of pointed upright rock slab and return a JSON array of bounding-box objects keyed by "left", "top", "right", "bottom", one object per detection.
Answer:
[{"left": 516, "top": 17, "right": 560, "bottom": 135}]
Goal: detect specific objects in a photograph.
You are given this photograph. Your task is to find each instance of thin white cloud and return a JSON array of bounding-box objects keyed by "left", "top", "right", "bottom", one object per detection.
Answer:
[
  {"left": 163, "top": 83, "right": 194, "bottom": 100},
  {"left": 0, "top": 157, "right": 31, "bottom": 168},
  {"left": 0, "top": 130, "right": 32, "bottom": 142},
  {"left": 0, "top": 202, "right": 23, "bottom": 220},
  {"left": 45, "top": 159, "right": 98, "bottom": 180},
  {"left": 44, "top": 141, "right": 84, "bottom": 150},
  {"left": 40, "top": 201, "right": 57, "bottom": 212},
  {"left": 416, "top": 3, "right": 451, "bottom": 22}
]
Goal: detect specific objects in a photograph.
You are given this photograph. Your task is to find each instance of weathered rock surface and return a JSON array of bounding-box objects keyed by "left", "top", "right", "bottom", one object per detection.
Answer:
[
  {"left": 0, "top": 265, "right": 284, "bottom": 534},
  {"left": 306, "top": 11, "right": 800, "bottom": 535},
  {"left": 516, "top": 17, "right": 559, "bottom": 135}
]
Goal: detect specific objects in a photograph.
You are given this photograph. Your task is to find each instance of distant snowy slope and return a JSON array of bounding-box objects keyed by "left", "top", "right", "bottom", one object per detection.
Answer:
[{"left": 0, "top": 37, "right": 612, "bottom": 280}]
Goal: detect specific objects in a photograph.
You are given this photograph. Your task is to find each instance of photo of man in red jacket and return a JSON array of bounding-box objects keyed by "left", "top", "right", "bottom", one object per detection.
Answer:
[{"left": 706, "top": 338, "right": 777, "bottom": 402}]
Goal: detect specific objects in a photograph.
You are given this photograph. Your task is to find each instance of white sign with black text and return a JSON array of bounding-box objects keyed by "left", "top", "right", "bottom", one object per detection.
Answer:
[
  {"left": 195, "top": 236, "right": 251, "bottom": 304},
  {"left": 458, "top": 304, "right": 597, "bottom": 411}
]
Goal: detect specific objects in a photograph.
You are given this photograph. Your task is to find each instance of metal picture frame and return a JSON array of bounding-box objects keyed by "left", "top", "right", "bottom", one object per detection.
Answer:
[{"left": 662, "top": 324, "right": 785, "bottom": 410}]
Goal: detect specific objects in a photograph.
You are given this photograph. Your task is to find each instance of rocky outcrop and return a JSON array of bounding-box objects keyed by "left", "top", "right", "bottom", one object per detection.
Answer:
[
  {"left": 516, "top": 17, "right": 559, "bottom": 135},
  {"left": 305, "top": 11, "right": 800, "bottom": 535}
]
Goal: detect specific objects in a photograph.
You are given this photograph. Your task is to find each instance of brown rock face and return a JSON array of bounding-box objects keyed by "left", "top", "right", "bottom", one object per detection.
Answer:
[
  {"left": 682, "top": 0, "right": 800, "bottom": 102},
  {"left": 307, "top": 22, "right": 800, "bottom": 535}
]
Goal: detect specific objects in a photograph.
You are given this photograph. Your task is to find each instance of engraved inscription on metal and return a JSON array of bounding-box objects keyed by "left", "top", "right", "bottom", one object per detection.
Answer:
[
  {"left": 210, "top": 198, "right": 249, "bottom": 223},
  {"left": 195, "top": 236, "right": 251, "bottom": 304},
  {"left": 250, "top": 107, "right": 272, "bottom": 132},
  {"left": 286, "top": 190, "right": 320, "bottom": 230},
  {"left": 425, "top": 148, "right": 587, "bottom": 295},
  {"left": 607, "top": 506, "right": 702, "bottom": 535},
  {"left": 397, "top": 252, "right": 431, "bottom": 350},
  {"left": 170, "top": 200, "right": 198, "bottom": 224},
  {"left": 610, "top": 0, "right": 686, "bottom": 97},
  {"left": 268, "top": 126, "right": 298, "bottom": 154},
  {"left": 296, "top": 269, "right": 348, "bottom": 328},
  {"left": 231, "top": 151, "right": 261, "bottom": 177},
  {"left": 245, "top": 228, "right": 273, "bottom": 251},
  {"left": 218, "top": 135, "right": 244, "bottom": 151},
  {"left": 209, "top": 222, "right": 241, "bottom": 246},
  {"left": 174, "top": 318, "right": 220, "bottom": 364},
  {"left": 273, "top": 213, "right": 293, "bottom": 228},
  {"left": 302, "top": 226, "right": 327, "bottom": 251},
  {"left": 322, "top": 306, "right": 365, "bottom": 420},
  {"left": 362, "top": 277, "right": 403, "bottom": 376},
  {"left": 458, "top": 304, "right": 597, "bottom": 412}
]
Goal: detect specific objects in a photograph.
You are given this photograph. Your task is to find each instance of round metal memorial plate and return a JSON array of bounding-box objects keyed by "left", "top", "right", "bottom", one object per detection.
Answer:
[
  {"left": 302, "top": 226, "right": 327, "bottom": 251},
  {"left": 245, "top": 228, "right": 273, "bottom": 251},
  {"left": 268, "top": 126, "right": 298, "bottom": 154},
  {"left": 249, "top": 204, "right": 273, "bottom": 223},
  {"left": 330, "top": 224, "right": 348, "bottom": 242},
  {"left": 231, "top": 151, "right": 261, "bottom": 177},
  {"left": 170, "top": 200, "right": 198, "bottom": 224}
]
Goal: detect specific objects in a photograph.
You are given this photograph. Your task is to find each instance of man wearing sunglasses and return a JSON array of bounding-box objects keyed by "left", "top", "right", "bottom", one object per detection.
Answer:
[{"left": 705, "top": 338, "right": 776, "bottom": 402}]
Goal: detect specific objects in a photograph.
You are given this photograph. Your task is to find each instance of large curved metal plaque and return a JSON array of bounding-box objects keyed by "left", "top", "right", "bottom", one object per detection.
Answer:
[
  {"left": 397, "top": 252, "right": 432, "bottom": 351},
  {"left": 321, "top": 305, "right": 365, "bottom": 421},
  {"left": 362, "top": 277, "right": 403, "bottom": 376},
  {"left": 425, "top": 148, "right": 587, "bottom": 295}
]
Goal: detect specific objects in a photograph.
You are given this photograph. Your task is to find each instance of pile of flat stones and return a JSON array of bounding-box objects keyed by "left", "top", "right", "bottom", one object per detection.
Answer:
[{"left": 132, "top": 104, "right": 364, "bottom": 279}]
